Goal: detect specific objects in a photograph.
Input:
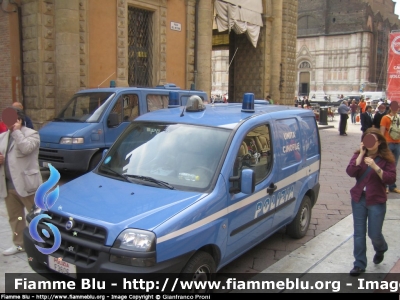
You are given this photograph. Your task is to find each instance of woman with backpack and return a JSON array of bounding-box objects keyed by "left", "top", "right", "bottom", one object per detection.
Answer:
[{"left": 380, "top": 101, "right": 400, "bottom": 194}]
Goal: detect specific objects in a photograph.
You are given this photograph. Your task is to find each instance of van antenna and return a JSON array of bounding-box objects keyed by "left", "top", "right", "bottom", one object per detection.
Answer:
[
  {"left": 97, "top": 72, "right": 116, "bottom": 88},
  {"left": 226, "top": 47, "right": 238, "bottom": 73}
]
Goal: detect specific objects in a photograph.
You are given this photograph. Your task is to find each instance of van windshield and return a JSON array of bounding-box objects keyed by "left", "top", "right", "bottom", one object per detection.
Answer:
[
  {"left": 54, "top": 92, "right": 115, "bottom": 122},
  {"left": 98, "top": 122, "right": 231, "bottom": 191}
]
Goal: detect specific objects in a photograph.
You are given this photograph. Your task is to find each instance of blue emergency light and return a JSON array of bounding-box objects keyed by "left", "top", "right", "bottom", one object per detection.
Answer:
[
  {"left": 242, "top": 93, "right": 255, "bottom": 113},
  {"left": 168, "top": 91, "right": 180, "bottom": 108}
]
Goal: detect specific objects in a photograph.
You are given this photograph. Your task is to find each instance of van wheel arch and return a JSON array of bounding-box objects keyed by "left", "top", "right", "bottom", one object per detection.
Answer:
[
  {"left": 286, "top": 195, "right": 312, "bottom": 239},
  {"left": 180, "top": 251, "right": 216, "bottom": 293}
]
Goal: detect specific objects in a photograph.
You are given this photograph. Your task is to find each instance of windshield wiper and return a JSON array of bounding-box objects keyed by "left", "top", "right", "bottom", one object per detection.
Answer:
[
  {"left": 63, "top": 118, "right": 83, "bottom": 122},
  {"left": 100, "top": 166, "right": 130, "bottom": 182},
  {"left": 53, "top": 117, "right": 65, "bottom": 122},
  {"left": 125, "top": 175, "right": 175, "bottom": 190}
]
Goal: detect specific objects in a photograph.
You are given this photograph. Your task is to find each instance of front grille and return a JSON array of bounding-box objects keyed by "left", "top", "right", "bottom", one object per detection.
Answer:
[
  {"left": 39, "top": 148, "right": 64, "bottom": 163},
  {"left": 37, "top": 212, "right": 107, "bottom": 267},
  {"left": 40, "top": 148, "right": 58, "bottom": 153}
]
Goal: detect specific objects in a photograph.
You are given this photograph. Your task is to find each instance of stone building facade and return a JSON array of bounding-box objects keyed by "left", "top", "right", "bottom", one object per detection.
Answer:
[
  {"left": 296, "top": 0, "right": 400, "bottom": 99},
  {"left": 0, "top": 0, "right": 298, "bottom": 128}
]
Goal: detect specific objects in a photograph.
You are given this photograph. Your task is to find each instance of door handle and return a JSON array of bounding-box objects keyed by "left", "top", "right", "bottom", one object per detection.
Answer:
[{"left": 267, "top": 183, "right": 277, "bottom": 195}]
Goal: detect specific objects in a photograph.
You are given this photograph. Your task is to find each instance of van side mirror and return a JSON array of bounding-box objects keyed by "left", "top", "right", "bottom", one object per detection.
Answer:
[
  {"left": 229, "top": 169, "right": 255, "bottom": 194},
  {"left": 107, "top": 113, "right": 120, "bottom": 128}
]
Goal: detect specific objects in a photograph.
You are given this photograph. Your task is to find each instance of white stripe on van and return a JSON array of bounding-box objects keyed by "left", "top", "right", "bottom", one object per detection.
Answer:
[{"left": 156, "top": 160, "right": 320, "bottom": 244}]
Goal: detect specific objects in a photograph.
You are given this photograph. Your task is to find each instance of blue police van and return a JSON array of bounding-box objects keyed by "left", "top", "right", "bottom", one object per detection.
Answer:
[
  {"left": 24, "top": 94, "right": 320, "bottom": 285},
  {"left": 38, "top": 84, "right": 208, "bottom": 172}
]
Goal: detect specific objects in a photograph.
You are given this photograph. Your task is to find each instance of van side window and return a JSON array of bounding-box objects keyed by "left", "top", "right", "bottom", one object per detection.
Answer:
[
  {"left": 301, "top": 117, "right": 319, "bottom": 158},
  {"left": 234, "top": 124, "right": 272, "bottom": 184},
  {"left": 108, "top": 98, "right": 123, "bottom": 127},
  {"left": 276, "top": 119, "right": 302, "bottom": 167},
  {"left": 122, "top": 94, "right": 139, "bottom": 121},
  {"left": 147, "top": 94, "right": 169, "bottom": 112}
]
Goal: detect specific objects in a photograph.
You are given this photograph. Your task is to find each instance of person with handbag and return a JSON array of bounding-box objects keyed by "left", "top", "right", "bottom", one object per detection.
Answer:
[
  {"left": 380, "top": 101, "right": 400, "bottom": 194},
  {"left": 346, "top": 128, "right": 396, "bottom": 276}
]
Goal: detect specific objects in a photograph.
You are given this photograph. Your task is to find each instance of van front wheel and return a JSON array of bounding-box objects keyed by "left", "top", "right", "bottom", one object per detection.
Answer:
[
  {"left": 286, "top": 196, "right": 311, "bottom": 239},
  {"left": 180, "top": 251, "right": 216, "bottom": 293}
]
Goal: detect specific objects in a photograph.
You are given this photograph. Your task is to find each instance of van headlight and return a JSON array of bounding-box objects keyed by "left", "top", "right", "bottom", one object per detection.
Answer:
[
  {"left": 60, "top": 137, "right": 84, "bottom": 144},
  {"left": 110, "top": 229, "right": 156, "bottom": 267},
  {"left": 113, "top": 229, "right": 155, "bottom": 251}
]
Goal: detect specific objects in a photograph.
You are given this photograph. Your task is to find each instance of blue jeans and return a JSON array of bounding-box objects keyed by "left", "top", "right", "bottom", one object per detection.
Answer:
[
  {"left": 388, "top": 143, "right": 400, "bottom": 190},
  {"left": 351, "top": 112, "right": 357, "bottom": 123},
  {"left": 352, "top": 195, "right": 387, "bottom": 269}
]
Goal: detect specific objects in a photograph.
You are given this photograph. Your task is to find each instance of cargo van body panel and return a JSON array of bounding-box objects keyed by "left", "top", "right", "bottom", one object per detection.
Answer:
[{"left": 25, "top": 101, "right": 321, "bottom": 278}]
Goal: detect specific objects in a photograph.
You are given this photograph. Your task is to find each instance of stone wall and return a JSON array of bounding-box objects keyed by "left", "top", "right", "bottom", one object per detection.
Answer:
[
  {"left": 21, "top": 0, "right": 56, "bottom": 127},
  {"left": 0, "top": 10, "right": 11, "bottom": 113}
]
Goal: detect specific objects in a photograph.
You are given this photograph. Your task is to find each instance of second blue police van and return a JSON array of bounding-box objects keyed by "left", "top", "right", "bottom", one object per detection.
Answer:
[
  {"left": 24, "top": 94, "right": 320, "bottom": 287},
  {"left": 38, "top": 84, "right": 208, "bottom": 172}
]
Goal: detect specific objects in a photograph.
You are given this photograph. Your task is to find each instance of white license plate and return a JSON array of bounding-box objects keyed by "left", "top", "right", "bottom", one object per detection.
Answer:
[
  {"left": 48, "top": 256, "right": 77, "bottom": 278},
  {"left": 41, "top": 162, "right": 49, "bottom": 168}
]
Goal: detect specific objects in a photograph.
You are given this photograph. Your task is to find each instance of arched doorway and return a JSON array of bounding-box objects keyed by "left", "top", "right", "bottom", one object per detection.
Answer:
[{"left": 298, "top": 61, "right": 311, "bottom": 97}]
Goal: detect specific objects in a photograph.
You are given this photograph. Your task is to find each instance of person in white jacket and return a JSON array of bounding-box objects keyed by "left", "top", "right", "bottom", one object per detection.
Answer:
[{"left": 0, "top": 107, "right": 42, "bottom": 255}]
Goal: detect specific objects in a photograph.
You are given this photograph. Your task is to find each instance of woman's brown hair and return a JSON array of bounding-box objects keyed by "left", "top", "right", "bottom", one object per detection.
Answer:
[{"left": 354, "top": 128, "right": 395, "bottom": 163}]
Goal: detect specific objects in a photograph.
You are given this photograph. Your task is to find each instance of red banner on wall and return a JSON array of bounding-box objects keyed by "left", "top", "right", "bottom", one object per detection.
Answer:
[{"left": 387, "top": 31, "right": 400, "bottom": 102}]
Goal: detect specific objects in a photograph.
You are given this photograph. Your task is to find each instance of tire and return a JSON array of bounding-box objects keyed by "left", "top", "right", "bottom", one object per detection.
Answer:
[
  {"left": 286, "top": 196, "right": 312, "bottom": 239},
  {"left": 180, "top": 251, "right": 216, "bottom": 293},
  {"left": 88, "top": 152, "right": 102, "bottom": 171}
]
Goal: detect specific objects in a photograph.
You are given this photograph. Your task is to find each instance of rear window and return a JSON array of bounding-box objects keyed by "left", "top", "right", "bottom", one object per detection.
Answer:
[{"left": 147, "top": 94, "right": 169, "bottom": 112}]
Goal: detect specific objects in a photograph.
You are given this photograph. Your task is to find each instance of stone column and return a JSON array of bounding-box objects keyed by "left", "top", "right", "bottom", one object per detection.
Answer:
[
  {"left": 196, "top": 0, "right": 212, "bottom": 94},
  {"left": 185, "top": 0, "right": 195, "bottom": 89},
  {"left": 54, "top": 0, "right": 80, "bottom": 113},
  {"left": 269, "top": 1, "right": 283, "bottom": 102}
]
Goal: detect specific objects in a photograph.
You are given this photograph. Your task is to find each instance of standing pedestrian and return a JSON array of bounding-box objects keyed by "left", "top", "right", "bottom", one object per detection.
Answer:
[
  {"left": 380, "top": 101, "right": 400, "bottom": 194},
  {"left": 360, "top": 105, "right": 374, "bottom": 134},
  {"left": 338, "top": 100, "right": 350, "bottom": 136},
  {"left": 266, "top": 95, "right": 274, "bottom": 104},
  {"left": 304, "top": 97, "right": 310, "bottom": 108},
  {"left": 350, "top": 99, "right": 358, "bottom": 124},
  {"left": 359, "top": 98, "right": 367, "bottom": 115},
  {"left": 346, "top": 128, "right": 396, "bottom": 276},
  {"left": 373, "top": 103, "right": 387, "bottom": 129},
  {"left": 294, "top": 96, "right": 298, "bottom": 107},
  {"left": 0, "top": 107, "right": 42, "bottom": 255}
]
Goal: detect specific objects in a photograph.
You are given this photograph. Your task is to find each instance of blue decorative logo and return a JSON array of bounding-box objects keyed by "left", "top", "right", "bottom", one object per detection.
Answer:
[{"left": 29, "top": 164, "right": 62, "bottom": 255}]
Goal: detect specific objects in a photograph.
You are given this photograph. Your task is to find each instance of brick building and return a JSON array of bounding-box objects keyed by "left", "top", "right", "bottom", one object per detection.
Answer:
[
  {"left": 296, "top": 0, "right": 400, "bottom": 100},
  {"left": 0, "top": 0, "right": 298, "bottom": 128}
]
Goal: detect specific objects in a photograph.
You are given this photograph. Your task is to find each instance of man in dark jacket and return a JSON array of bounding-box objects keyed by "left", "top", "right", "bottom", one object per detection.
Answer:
[{"left": 361, "top": 105, "right": 374, "bottom": 133}]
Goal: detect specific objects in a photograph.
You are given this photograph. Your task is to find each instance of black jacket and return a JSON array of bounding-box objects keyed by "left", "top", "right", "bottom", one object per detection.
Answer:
[
  {"left": 360, "top": 112, "right": 373, "bottom": 132},
  {"left": 373, "top": 111, "right": 386, "bottom": 129}
]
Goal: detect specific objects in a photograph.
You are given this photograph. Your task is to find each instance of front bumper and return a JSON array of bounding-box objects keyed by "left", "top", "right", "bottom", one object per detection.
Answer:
[
  {"left": 39, "top": 147, "right": 99, "bottom": 172},
  {"left": 23, "top": 228, "right": 192, "bottom": 279}
]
